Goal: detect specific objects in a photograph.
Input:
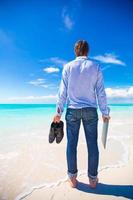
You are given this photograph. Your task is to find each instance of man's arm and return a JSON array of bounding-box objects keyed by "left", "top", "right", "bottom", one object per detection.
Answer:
[
  {"left": 95, "top": 65, "right": 110, "bottom": 121},
  {"left": 53, "top": 65, "right": 68, "bottom": 122}
]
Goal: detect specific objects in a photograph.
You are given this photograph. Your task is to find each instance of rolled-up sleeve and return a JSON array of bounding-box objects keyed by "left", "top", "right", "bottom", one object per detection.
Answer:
[
  {"left": 95, "top": 65, "right": 110, "bottom": 116},
  {"left": 56, "top": 65, "right": 68, "bottom": 116}
]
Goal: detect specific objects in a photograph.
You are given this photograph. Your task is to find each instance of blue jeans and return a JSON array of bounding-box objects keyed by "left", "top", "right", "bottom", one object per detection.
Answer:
[{"left": 65, "top": 107, "right": 99, "bottom": 180}]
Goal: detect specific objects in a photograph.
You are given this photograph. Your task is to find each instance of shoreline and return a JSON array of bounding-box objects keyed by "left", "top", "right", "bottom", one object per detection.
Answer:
[
  {"left": 14, "top": 134, "right": 133, "bottom": 200},
  {"left": 16, "top": 152, "right": 133, "bottom": 200}
]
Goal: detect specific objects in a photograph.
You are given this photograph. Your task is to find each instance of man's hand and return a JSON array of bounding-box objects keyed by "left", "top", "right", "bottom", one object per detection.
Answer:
[
  {"left": 102, "top": 116, "right": 110, "bottom": 122},
  {"left": 53, "top": 114, "right": 61, "bottom": 123}
]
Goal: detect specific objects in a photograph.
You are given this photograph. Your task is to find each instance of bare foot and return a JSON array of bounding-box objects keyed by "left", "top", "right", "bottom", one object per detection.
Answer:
[
  {"left": 89, "top": 178, "right": 98, "bottom": 189},
  {"left": 68, "top": 177, "right": 78, "bottom": 188}
]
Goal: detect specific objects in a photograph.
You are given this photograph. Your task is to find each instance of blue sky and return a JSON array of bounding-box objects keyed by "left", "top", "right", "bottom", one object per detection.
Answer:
[{"left": 0, "top": 0, "right": 133, "bottom": 103}]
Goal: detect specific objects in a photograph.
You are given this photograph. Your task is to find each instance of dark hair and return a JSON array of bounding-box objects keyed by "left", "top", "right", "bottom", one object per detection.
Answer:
[{"left": 74, "top": 40, "right": 89, "bottom": 56}]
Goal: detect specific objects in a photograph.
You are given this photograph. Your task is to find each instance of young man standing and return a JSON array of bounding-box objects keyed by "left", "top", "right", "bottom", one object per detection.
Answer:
[{"left": 53, "top": 40, "right": 110, "bottom": 188}]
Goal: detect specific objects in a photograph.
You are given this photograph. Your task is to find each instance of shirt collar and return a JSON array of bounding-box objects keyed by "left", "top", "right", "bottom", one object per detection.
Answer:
[{"left": 76, "top": 56, "right": 88, "bottom": 60}]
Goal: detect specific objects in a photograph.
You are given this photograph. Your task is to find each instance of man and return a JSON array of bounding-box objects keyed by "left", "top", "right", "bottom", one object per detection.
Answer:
[{"left": 53, "top": 40, "right": 110, "bottom": 188}]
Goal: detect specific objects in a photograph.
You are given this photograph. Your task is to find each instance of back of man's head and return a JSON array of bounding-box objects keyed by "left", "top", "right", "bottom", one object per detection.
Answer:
[{"left": 74, "top": 40, "right": 89, "bottom": 57}]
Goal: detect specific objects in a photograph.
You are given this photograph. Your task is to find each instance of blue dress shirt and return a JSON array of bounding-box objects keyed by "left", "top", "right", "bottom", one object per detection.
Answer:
[{"left": 56, "top": 56, "right": 110, "bottom": 116}]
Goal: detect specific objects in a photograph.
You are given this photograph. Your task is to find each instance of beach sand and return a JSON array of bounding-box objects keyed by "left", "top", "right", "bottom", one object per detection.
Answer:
[{"left": 0, "top": 113, "right": 133, "bottom": 200}]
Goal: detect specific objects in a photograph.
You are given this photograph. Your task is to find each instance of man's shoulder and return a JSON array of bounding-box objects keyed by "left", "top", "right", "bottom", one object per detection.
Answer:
[
  {"left": 63, "top": 59, "right": 76, "bottom": 71},
  {"left": 87, "top": 58, "right": 99, "bottom": 66},
  {"left": 64, "top": 57, "right": 100, "bottom": 70},
  {"left": 65, "top": 58, "right": 91, "bottom": 65},
  {"left": 65, "top": 59, "right": 76, "bottom": 66}
]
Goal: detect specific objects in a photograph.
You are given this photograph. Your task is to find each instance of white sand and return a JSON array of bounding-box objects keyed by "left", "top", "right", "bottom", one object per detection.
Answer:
[{"left": 0, "top": 117, "right": 133, "bottom": 200}]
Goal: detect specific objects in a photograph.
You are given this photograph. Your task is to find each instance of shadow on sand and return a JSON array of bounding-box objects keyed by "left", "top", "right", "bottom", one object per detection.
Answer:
[{"left": 76, "top": 182, "right": 133, "bottom": 199}]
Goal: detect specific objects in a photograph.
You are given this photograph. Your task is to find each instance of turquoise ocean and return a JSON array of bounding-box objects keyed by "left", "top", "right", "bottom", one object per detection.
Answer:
[
  {"left": 0, "top": 103, "right": 133, "bottom": 154},
  {"left": 0, "top": 103, "right": 133, "bottom": 135}
]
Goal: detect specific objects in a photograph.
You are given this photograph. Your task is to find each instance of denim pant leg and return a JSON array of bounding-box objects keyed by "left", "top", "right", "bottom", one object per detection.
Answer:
[
  {"left": 82, "top": 108, "right": 99, "bottom": 180},
  {"left": 65, "top": 108, "right": 81, "bottom": 178}
]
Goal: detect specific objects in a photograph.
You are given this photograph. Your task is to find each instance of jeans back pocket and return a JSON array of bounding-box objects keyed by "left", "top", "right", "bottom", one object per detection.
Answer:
[
  {"left": 65, "top": 108, "right": 78, "bottom": 122},
  {"left": 82, "top": 108, "right": 98, "bottom": 121}
]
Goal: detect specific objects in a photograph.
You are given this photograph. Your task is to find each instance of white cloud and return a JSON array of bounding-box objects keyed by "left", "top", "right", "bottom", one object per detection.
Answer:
[
  {"left": 0, "top": 29, "right": 17, "bottom": 51},
  {"left": 0, "top": 29, "right": 12, "bottom": 46},
  {"left": 39, "top": 57, "right": 67, "bottom": 67},
  {"left": 105, "top": 87, "right": 133, "bottom": 98},
  {"left": 43, "top": 67, "right": 60, "bottom": 73},
  {"left": 49, "top": 57, "right": 67, "bottom": 66},
  {"left": 62, "top": 7, "right": 74, "bottom": 30},
  {"left": 28, "top": 78, "right": 48, "bottom": 88},
  {"left": 64, "top": 15, "right": 73, "bottom": 30},
  {"left": 28, "top": 78, "right": 56, "bottom": 88},
  {"left": 93, "top": 53, "right": 126, "bottom": 66},
  {"left": 101, "top": 65, "right": 112, "bottom": 71},
  {"left": 0, "top": 95, "right": 57, "bottom": 103},
  {"left": 1, "top": 87, "right": 133, "bottom": 103}
]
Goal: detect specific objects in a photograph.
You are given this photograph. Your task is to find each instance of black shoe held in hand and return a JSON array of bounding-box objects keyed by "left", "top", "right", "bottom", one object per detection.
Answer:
[
  {"left": 49, "top": 121, "right": 64, "bottom": 144},
  {"left": 55, "top": 121, "right": 64, "bottom": 144}
]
